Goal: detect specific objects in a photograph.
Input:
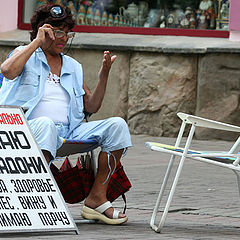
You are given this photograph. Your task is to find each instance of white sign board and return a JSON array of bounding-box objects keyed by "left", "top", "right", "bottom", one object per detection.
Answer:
[{"left": 0, "top": 106, "right": 79, "bottom": 234}]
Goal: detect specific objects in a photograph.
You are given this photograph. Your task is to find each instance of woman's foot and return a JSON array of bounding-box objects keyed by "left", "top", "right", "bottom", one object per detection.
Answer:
[
  {"left": 81, "top": 201, "right": 128, "bottom": 225},
  {"left": 84, "top": 198, "right": 126, "bottom": 219}
]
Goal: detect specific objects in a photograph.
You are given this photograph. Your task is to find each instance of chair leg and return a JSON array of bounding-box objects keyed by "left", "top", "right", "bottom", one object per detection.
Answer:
[
  {"left": 233, "top": 170, "right": 240, "bottom": 197},
  {"left": 150, "top": 154, "right": 176, "bottom": 230},
  {"left": 90, "top": 150, "right": 97, "bottom": 176},
  {"left": 150, "top": 122, "right": 187, "bottom": 231},
  {"left": 151, "top": 124, "right": 196, "bottom": 233},
  {"left": 150, "top": 121, "right": 187, "bottom": 231}
]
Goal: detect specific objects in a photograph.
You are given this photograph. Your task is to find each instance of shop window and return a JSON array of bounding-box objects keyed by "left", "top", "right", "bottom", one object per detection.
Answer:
[{"left": 18, "top": 0, "right": 230, "bottom": 38}]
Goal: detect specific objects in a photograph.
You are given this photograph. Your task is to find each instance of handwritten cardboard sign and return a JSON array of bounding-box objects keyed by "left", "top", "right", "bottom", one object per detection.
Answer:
[{"left": 0, "top": 106, "right": 79, "bottom": 234}]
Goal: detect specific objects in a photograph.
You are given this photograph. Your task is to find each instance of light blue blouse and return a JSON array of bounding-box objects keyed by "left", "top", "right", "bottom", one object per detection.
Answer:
[{"left": 0, "top": 46, "right": 85, "bottom": 137}]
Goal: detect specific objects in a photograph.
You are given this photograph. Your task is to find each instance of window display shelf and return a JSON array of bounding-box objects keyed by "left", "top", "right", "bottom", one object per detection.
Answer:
[{"left": 18, "top": 0, "right": 230, "bottom": 38}]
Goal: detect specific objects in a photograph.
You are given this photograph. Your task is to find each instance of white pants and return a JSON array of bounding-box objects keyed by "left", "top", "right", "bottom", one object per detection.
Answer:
[{"left": 28, "top": 116, "right": 132, "bottom": 159}]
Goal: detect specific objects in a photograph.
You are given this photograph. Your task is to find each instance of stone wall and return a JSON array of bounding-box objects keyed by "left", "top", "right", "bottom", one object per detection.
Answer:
[
  {"left": 0, "top": 46, "right": 14, "bottom": 64},
  {"left": 73, "top": 50, "right": 240, "bottom": 140},
  {"left": 128, "top": 52, "right": 197, "bottom": 137},
  {"left": 196, "top": 53, "right": 240, "bottom": 140},
  {"left": 72, "top": 49, "right": 240, "bottom": 140}
]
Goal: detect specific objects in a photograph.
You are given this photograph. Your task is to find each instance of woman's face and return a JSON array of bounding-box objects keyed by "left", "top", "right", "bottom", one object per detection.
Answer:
[{"left": 44, "top": 24, "right": 72, "bottom": 55}]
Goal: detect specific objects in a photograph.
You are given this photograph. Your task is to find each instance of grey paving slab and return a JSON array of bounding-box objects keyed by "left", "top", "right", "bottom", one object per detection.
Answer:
[{"left": 1, "top": 134, "right": 240, "bottom": 239}]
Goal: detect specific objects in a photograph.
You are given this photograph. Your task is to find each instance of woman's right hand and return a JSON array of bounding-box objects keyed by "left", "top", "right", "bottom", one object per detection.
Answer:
[
  {"left": 0, "top": 24, "right": 56, "bottom": 80},
  {"left": 35, "top": 24, "right": 55, "bottom": 47}
]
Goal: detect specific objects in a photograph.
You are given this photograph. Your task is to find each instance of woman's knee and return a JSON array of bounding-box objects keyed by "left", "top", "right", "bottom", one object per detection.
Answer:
[
  {"left": 109, "top": 117, "right": 129, "bottom": 131},
  {"left": 100, "top": 117, "right": 132, "bottom": 152}
]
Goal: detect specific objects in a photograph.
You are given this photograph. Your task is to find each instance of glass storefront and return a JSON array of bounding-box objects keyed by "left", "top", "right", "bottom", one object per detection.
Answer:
[{"left": 20, "top": 0, "right": 230, "bottom": 35}]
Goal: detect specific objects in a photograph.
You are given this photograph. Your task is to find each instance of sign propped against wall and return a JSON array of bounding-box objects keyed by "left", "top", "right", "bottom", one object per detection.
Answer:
[{"left": 0, "top": 106, "right": 79, "bottom": 235}]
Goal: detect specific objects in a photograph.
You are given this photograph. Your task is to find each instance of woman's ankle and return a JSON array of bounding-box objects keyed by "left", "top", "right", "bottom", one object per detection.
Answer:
[{"left": 85, "top": 195, "right": 107, "bottom": 209}]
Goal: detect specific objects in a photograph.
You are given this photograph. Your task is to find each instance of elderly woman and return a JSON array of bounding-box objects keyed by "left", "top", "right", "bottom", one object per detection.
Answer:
[{"left": 0, "top": 4, "right": 132, "bottom": 225}]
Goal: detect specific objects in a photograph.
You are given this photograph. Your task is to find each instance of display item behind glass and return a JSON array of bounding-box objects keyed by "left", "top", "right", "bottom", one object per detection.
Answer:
[{"left": 34, "top": 0, "right": 229, "bottom": 31}]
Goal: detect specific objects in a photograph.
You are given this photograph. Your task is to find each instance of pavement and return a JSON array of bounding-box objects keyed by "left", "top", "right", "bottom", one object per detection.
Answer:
[{"left": 1, "top": 134, "right": 240, "bottom": 239}]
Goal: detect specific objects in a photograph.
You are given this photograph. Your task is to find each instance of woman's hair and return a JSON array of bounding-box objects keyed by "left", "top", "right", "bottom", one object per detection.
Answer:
[{"left": 30, "top": 3, "right": 75, "bottom": 41}]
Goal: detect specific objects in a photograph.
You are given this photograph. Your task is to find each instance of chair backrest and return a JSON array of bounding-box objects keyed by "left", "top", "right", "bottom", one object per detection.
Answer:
[{"left": 177, "top": 112, "right": 240, "bottom": 133}]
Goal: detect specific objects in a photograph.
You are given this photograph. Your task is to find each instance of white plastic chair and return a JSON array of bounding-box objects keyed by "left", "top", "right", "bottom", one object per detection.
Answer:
[{"left": 145, "top": 112, "right": 240, "bottom": 233}]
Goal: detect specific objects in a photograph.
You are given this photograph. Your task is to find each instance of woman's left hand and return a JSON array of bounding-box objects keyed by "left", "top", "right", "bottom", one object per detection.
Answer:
[
  {"left": 98, "top": 51, "right": 117, "bottom": 81},
  {"left": 103, "top": 51, "right": 117, "bottom": 69}
]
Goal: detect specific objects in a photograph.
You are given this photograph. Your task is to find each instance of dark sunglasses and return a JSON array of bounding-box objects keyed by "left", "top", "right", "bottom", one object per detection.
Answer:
[{"left": 50, "top": 6, "right": 65, "bottom": 18}]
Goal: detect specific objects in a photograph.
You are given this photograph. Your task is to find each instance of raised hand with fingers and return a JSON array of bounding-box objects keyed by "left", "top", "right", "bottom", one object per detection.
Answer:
[{"left": 98, "top": 51, "right": 117, "bottom": 83}]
